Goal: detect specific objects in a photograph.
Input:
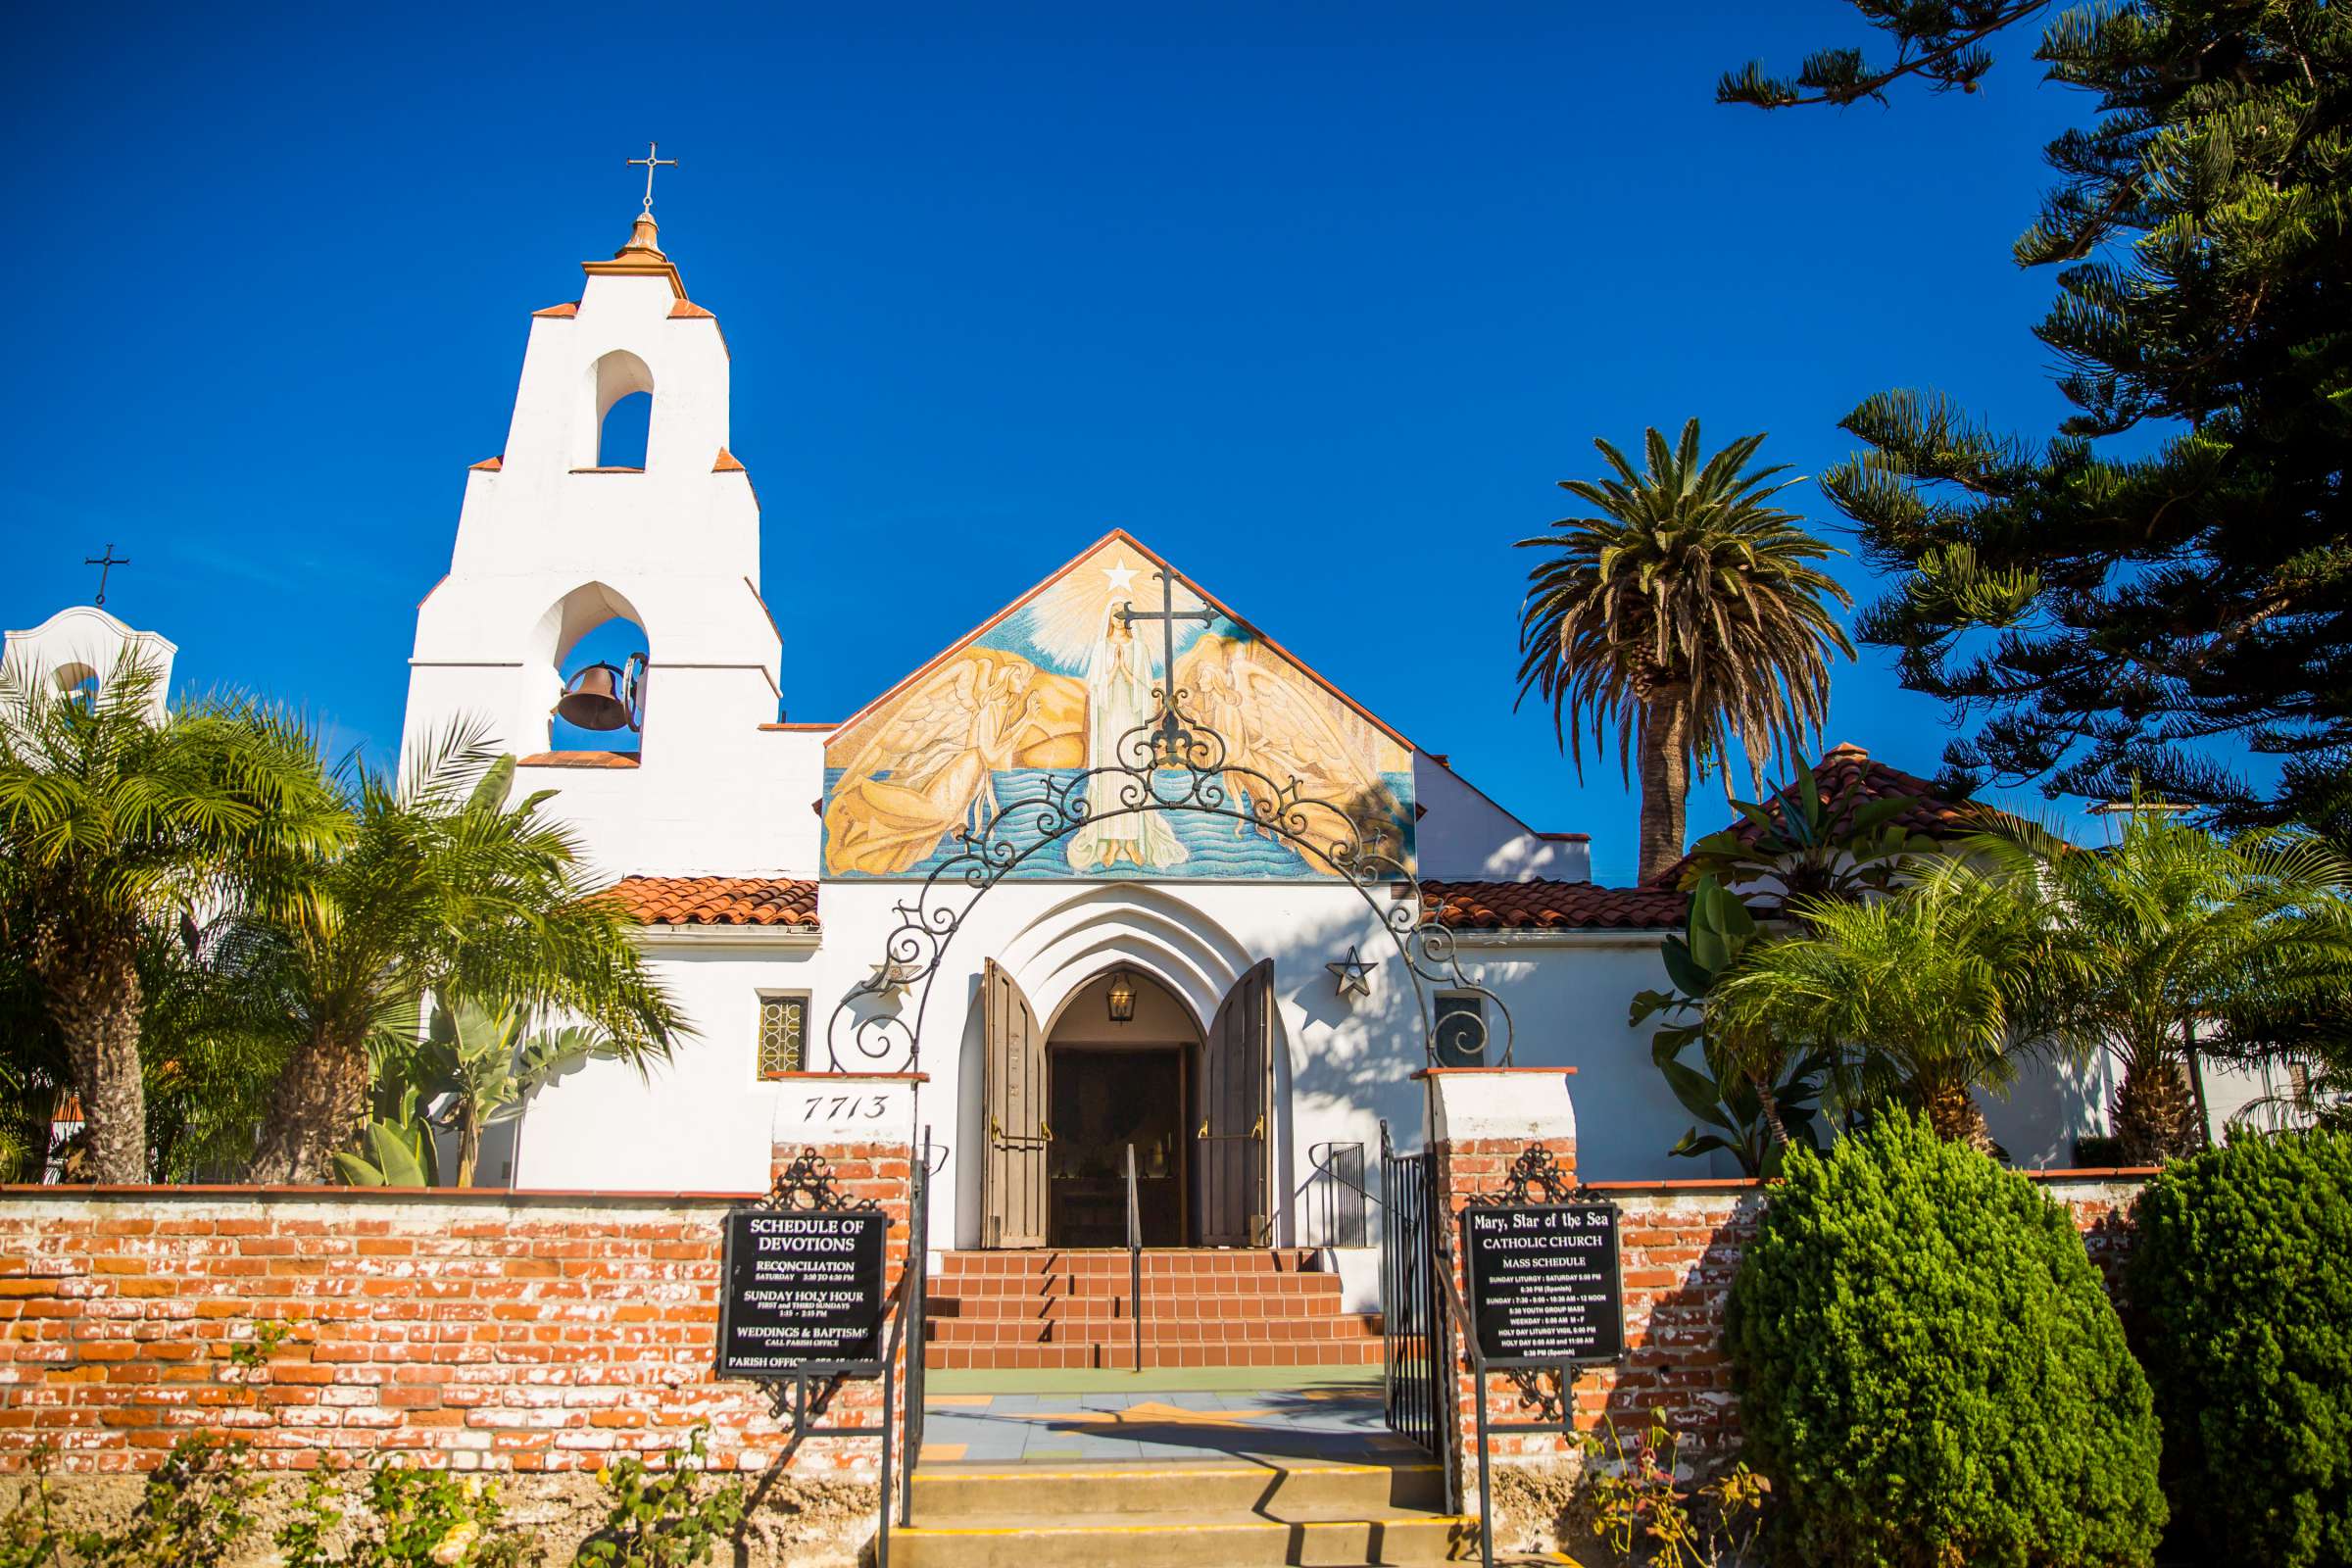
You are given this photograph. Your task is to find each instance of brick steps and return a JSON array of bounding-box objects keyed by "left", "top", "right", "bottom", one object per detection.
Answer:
[{"left": 924, "top": 1249, "right": 1384, "bottom": 1371}]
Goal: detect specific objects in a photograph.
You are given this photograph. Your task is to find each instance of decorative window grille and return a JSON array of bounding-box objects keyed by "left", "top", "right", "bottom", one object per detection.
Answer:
[
  {"left": 757, "top": 994, "right": 808, "bottom": 1078},
  {"left": 1434, "top": 994, "right": 1487, "bottom": 1068}
]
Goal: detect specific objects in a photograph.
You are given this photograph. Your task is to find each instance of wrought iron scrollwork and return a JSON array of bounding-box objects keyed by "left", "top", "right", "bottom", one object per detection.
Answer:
[
  {"left": 823, "top": 566, "right": 1514, "bottom": 1077},
  {"left": 762, "top": 1150, "right": 881, "bottom": 1213},
  {"left": 1466, "top": 1144, "right": 1575, "bottom": 1207}
]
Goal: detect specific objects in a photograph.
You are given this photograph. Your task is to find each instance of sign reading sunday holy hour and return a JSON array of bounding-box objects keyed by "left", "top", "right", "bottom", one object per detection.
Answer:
[
  {"left": 716, "top": 1208, "right": 888, "bottom": 1375},
  {"left": 1460, "top": 1201, "right": 1627, "bottom": 1367}
]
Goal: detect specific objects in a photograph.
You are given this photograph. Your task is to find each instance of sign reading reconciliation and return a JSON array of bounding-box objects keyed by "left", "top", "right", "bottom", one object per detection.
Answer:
[
  {"left": 716, "top": 1209, "right": 887, "bottom": 1375},
  {"left": 1459, "top": 1201, "right": 1626, "bottom": 1367}
]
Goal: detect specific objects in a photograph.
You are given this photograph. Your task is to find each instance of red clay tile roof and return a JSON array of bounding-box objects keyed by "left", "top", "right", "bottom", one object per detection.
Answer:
[
  {"left": 1654, "top": 742, "right": 1986, "bottom": 887},
  {"left": 1421, "top": 880, "right": 1686, "bottom": 931},
  {"left": 609, "top": 876, "right": 819, "bottom": 928}
]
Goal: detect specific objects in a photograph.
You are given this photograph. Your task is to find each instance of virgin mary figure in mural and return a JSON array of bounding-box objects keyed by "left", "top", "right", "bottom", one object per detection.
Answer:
[{"left": 1067, "top": 603, "right": 1189, "bottom": 872}]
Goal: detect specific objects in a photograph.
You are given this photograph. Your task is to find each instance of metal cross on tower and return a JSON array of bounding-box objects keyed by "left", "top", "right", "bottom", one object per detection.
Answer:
[
  {"left": 626, "top": 140, "right": 678, "bottom": 214},
  {"left": 83, "top": 544, "right": 127, "bottom": 608},
  {"left": 1116, "top": 567, "right": 1215, "bottom": 759}
]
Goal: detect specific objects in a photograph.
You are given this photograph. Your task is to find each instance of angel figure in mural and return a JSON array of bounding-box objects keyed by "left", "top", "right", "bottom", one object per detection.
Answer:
[
  {"left": 1068, "top": 602, "right": 1190, "bottom": 872},
  {"left": 1180, "top": 635, "right": 1405, "bottom": 868},
  {"left": 823, "top": 650, "right": 1079, "bottom": 876}
]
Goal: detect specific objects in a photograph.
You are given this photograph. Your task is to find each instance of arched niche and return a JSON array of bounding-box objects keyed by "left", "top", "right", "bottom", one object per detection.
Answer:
[
  {"left": 527, "top": 581, "right": 651, "bottom": 754},
  {"left": 582, "top": 350, "right": 656, "bottom": 470}
]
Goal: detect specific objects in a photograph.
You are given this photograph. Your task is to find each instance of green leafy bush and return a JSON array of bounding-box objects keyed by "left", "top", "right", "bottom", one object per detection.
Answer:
[
  {"left": 2128, "top": 1130, "right": 2352, "bottom": 1567},
  {"left": 1, "top": 1436, "right": 261, "bottom": 1568},
  {"left": 573, "top": 1427, "right": 747, "bottom": 1568},
  {"left": 1727, "top": 1110, "right": 2164, "bottom": 1568},
  {"left": 276, "top": 1458, "right": 536, "bottom": 1568}
]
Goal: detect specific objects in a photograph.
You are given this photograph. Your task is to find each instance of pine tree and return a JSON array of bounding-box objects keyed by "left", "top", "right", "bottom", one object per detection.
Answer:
[{"left": 1721, "top": 2, "right": 2352, "bottom": 817}]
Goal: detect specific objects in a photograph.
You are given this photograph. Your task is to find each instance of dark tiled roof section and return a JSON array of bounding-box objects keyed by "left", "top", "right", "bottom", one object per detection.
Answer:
[
  {"left": 608, "top": 876, "right": 820, "bottom": 928},
  {"left": 1421, "top": 880, "right": 1687, "bottom": 931},
  {"left": 1653, "top": 742, "right": 1984, "bottom": 887}
]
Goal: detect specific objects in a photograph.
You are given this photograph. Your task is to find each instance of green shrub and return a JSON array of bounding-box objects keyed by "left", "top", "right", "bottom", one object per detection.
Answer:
[
  {"left": 276, "top": 1458, "right": 536, "bottom": 1568},
  {"left": 2127, "top": 1129, "right": 2352, "bottom": 1568},
  {"left": 1726, "top": 1110, "right": 2164, "bottom": 1568},
  {"left": 573, "top": 1427, "right": 747, "bottom": 1568}
]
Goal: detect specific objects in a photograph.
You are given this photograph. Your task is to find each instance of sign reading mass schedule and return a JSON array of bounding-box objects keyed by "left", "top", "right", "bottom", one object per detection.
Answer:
[
  {"left": 1460, "top": 1201, "right": 1627, "bottom": 1367},
  {"left": 716, "top": 1209, "right": 888, "bottom": 1375}
]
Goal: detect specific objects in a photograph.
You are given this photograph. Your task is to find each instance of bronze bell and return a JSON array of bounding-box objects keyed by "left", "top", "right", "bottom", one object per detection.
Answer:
[{"left": 554, "top": 655, "right": 644, "bottom": 732}]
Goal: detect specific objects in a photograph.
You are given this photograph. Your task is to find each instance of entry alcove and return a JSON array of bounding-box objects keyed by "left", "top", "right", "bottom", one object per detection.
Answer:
[{"left": 1044, "top": 968, "right": 1199, "bottom": 1248}]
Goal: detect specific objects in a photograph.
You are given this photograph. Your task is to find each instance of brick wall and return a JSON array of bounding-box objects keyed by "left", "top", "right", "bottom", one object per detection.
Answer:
[{"left": 0, "top": 1140, "right": 915, "bottom": 1479}]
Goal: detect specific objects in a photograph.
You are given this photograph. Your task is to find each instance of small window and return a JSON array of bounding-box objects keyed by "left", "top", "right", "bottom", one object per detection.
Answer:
[
  {"left": 758, "top": 994, "right": 808, "bottom": 1079},
  {"left": 1434, "top": 995, "right": 1487, "bottom": 1068}
]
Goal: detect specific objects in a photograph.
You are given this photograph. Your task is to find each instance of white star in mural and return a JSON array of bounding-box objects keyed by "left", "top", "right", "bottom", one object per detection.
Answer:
[{"left": 1102, "top": 560, "right": 1138, "bottom": 596}]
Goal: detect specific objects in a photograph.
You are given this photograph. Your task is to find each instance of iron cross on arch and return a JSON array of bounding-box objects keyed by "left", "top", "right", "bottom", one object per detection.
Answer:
[{"left": 1116, "top": 566, "right": 1215, "bottom": 758}]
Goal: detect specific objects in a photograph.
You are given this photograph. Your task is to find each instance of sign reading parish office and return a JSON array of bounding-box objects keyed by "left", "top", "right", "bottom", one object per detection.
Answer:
[
  {"left": 716, "top": 1209, "right": 888, "bottom": 1374},
  {"left": 1460, "top": 1201, "right": 1626, "bottom": 1367}
]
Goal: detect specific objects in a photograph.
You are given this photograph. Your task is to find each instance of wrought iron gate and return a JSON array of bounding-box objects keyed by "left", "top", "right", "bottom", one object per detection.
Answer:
[
  {"left": 899, "top": 1129, "right": 933, "bottom": 1528},
  {"left": 1379, "top": 1119, "right": 1445, "bottom": 1453}
]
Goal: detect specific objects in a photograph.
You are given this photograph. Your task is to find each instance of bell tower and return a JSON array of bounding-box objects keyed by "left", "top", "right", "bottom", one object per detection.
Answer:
[{"left": 404, "top": 193, "right": 808, "bottom": 877}]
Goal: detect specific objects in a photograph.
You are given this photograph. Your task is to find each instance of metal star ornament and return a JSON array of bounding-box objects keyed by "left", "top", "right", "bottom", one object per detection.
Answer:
[
  {"left": 866, "top": 961, "right": 915, "bottom": 1003},
  {"left": 1327, "top": 947, "right": 1374, "bottom": 1002}
]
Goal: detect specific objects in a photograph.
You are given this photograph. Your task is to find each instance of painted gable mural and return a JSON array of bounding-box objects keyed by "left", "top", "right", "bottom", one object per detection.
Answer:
[{"left": 822, "top": 537, "right": 1415, "bottom": 880}]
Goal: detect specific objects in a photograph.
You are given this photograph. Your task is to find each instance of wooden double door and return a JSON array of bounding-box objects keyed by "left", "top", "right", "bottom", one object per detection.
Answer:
[{"left": 982, "top": 958, "right": 1273, "bottom": 1249}]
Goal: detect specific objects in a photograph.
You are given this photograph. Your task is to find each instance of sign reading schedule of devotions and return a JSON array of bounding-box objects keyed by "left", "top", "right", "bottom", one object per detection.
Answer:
[
  {"left": 1460, "top": 1202, "right": 1628, "bottom": 1367},
  {"left": 715, "top": 1209, "right": 888, "bottom": 1374},
  {"left": 821, "top": 534, "right": 1417, "bottom": 880}
]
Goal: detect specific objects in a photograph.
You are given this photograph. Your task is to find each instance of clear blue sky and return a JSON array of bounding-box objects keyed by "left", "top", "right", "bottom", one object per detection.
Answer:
[{"left": 9, "top": 2, "right": 2144, "bottom": 884}]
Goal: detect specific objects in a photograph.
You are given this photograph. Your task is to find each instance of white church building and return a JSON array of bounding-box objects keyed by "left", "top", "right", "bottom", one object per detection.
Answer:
[{"left": 389, "top": 202, "right": 2147, "bottom": 1287}]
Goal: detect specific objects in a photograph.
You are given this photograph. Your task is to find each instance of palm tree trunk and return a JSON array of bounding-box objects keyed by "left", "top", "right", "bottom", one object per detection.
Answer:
[
  {"left": 2181, "top": 1015, "right": 2213, "bottom": 1151},
  {"left": 2113, "top": 1048, "right": 2199, "bottom": 1164},
  {"left": 246, "top": 1029, "right": 372, "bottom": 1184},
  {"left": 34, "top": 922, "right": 148, "bottom": 1185},
  {"left": 1637, "top": 693, "right": 1691, "bottom": 885},
  {"left": 1920, "top": 1074, "right": 1992, "bottom": 1151}
]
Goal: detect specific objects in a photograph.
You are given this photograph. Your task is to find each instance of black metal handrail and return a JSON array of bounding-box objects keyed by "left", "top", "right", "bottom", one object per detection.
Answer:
[
  {"left": 1124, "top": 1142, "right": 1144, "bottom": 1372},
  {"left": 1301, "top": 1140, "right": 1372, "bottom": 1250}
]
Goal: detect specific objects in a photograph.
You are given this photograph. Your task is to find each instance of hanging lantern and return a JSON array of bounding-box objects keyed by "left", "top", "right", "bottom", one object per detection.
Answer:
[{"left": 1106, "top": 968, "right": 1137, "bottom": 1024}]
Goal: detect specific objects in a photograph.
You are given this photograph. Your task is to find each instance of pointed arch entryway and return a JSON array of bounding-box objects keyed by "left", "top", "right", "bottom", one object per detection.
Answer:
[{"left": 980, "top": 940, "right": 1276, "bottom": 1250}]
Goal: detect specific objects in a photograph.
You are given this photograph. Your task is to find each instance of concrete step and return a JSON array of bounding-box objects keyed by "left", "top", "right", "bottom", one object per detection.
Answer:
[
  {"left": 892, "top": 1507, "right": 1476, "bottom": 1568},
  {"left": 923, "top": 1340, "right": 1385, "bottom": 1370},
  {"left": 932, "top": 1274, "right": 1343, "bottom": 1301},
  {"left": 935, "top": 1249, "right": 1323, "bottom": 1277},
  {"left": 912, "top": 1458, "right": 1446, "bottom": 1520}
]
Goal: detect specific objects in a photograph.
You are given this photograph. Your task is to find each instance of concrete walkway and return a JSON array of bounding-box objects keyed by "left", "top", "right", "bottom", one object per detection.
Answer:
[{"left": 918, "top": 1380, "right": 1414, "bottom": 1465}]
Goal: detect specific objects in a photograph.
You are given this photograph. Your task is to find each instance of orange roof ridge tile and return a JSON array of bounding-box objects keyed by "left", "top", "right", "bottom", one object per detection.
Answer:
[
  {"left": 670, "top": 300, "right": 716, "bottom": 318},
  {"left": 713, "top": 448, "right": 746, "bottom": 472}
]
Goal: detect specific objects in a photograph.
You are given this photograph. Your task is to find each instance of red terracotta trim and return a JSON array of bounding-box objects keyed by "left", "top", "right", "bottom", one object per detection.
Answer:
[
  {"left": 468, "top": 456, "right": 503, "bottom": 472},
  {"left": 1410, "top": 1065, "right": 1579, "bottom": 1078},
  {"left": 758, "top": 1071, "right": 931, "bottom": 1083},
  {"left": 1584, "top": 1177, "right": 1768, "bottom": 1193},
  {"left": 760, "top": 721, "right": 838, "bottom": 732},
  {"left": 531, "top": 303, "right": 579, "bottom": 318},
  {"left": 1536, "top": 831, "right": 1592, "bottom": 842},
  {"left": 0, "top": 1184, "right": 766, "bottom": 1203},
  {"left": 2021, "top": 1166, "right": 2162, "bottom": 1181},
  {"left": 517, "top": 752, "right": 640, "bottom": 769}
]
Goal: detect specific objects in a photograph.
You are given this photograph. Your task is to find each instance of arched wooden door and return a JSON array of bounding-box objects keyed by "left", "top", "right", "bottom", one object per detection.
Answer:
[
  {"left": 982, "top": 959, "right": 1048, "bottom": 1249},
  {"left": 1197, "top": 959, "right": 1274, "bottom": 1247}
]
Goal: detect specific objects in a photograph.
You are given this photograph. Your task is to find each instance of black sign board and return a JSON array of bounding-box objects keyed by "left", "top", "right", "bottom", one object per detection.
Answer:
[
  {"left": 1459, "top": 1201, "right": 1626, "bottom": 1367},
  {"left": 716, "top": 1208, "right": 888, "bottom": 1376}
]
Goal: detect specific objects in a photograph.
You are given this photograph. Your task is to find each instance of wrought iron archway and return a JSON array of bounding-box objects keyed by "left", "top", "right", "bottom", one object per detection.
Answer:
[{"left": 821, "top": 567, "right": 1513, "bottom": 1076}]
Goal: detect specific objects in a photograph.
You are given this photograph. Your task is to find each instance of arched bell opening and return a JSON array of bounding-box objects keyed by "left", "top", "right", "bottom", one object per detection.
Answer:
[
  {"left": 580, "top": 350, "right": 656, "bottom": 471},
  {"left": 529, "top": 582, "right": 651, "bottom": 756}
]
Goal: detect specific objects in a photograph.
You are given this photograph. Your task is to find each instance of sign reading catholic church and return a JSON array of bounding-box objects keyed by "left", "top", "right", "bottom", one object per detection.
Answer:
[{"left": 822, "top": 534, "right": 1416, "bottom": 881}]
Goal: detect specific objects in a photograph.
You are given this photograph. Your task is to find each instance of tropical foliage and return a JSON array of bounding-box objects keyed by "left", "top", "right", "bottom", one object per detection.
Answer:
[
  {"left": 0, "top": 654, "right": 344, "bottom": 1183},
  {"left": 241, "top": 732, "right": 680, "bottom": 1184},
  {"left": 1728, "top": 1111, "right": 2166, "bottom": 1568},
  {"left": 1721, "top": 1, "right": 2352, "bottom": 821},
  {"left": 1674, "top": 759, "right": 1941, "bottom": 906},
  {"left": 1515, "top": 419, "right": 1853, "bottom": 883},
  {"left": 1710, "top": 861, "right": 2063, "bottom": 1149},
  {"left": 2129, "top": 1130, "right": 2352, "bottom": 1568},
  {"left": 1633, "top": 875, "right": 1826, "bottom": 1174},
  {"left": 1977, "top": 810, "right": 2352, "bottom": 1161}
]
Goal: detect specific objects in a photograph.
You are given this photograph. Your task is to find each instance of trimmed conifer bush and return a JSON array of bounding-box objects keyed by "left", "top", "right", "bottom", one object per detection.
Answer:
[
  {"left": 1726, "top": 1110, "right": 2165, "bottom": 1568},
  {"left": 2128, "top": 1129, "right": 2352, "bottom": 1568}
]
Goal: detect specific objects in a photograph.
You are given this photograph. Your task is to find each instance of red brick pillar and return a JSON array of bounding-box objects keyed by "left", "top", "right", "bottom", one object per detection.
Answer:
[
  {"left": 1417, "top": 1066, "right": 1581, "bottom": 1516},
  {"left": 758, "top": 1072, "right": 926, "bottom": 1483}
]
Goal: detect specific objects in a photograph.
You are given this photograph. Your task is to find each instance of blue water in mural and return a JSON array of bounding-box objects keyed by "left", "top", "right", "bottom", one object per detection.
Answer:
[{"left": 823, "top": 766, "right": 1416, "bottom": 881}]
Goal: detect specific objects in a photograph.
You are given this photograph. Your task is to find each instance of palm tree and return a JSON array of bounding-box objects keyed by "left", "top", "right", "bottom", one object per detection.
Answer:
[
  {"left": 242, "top": 727, "right": 683, "bottom": 1184},
  {"left": 1711, "top": 862, "right": 2065, "bottom": 1148},
  {"left": 0, "top": 655, "right": 345, "bottom": 1183},
  {"left": 1517, "top": 419, "right": 1854, "bottom": 884},
  {"left": 1980, "top": 811, "right": 2352, "bottom": 1162}
]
